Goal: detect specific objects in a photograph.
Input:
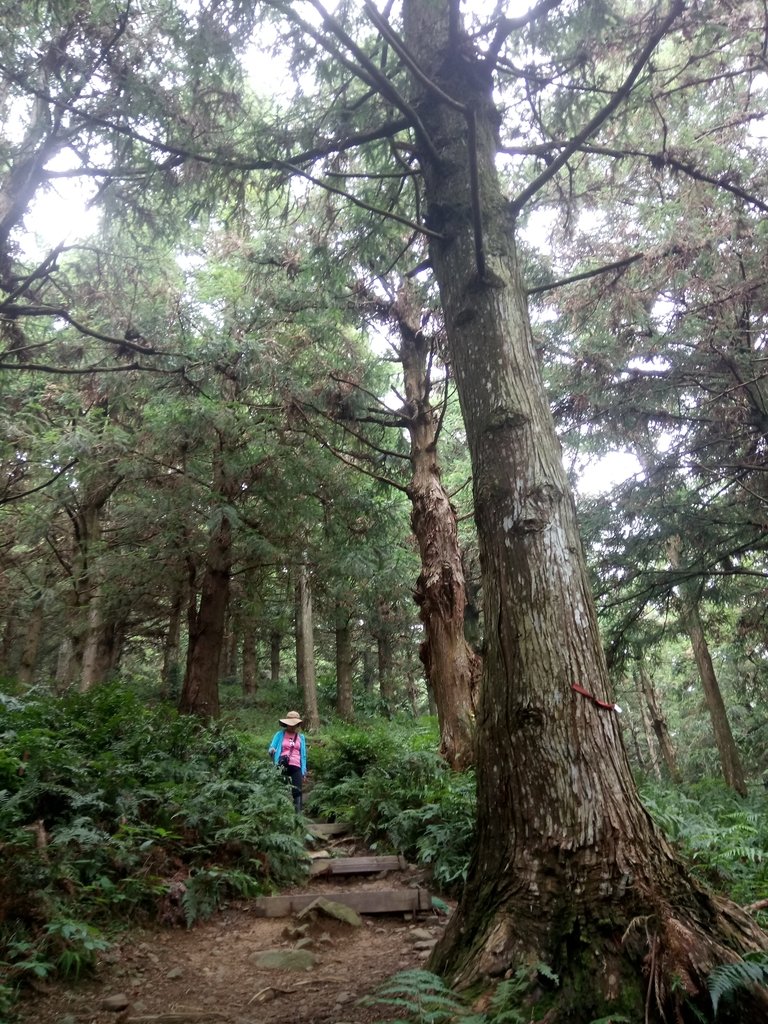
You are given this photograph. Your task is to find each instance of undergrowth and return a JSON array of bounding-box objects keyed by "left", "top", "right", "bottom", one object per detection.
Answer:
[
  {"left": 305, "top": 719, "right": 475, "bottom": 892},
  {"left": 638, "top": 777, "right": 768, "bottom": 916},
  {"left": 0, "top": 684, "right": 306, "bottom": 1006},
  {"left": 360, "top": 966, "right": 562, "bottom": 1024}
]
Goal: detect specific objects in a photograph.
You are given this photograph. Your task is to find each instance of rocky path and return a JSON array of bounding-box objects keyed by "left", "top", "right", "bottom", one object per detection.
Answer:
[{"left": 15, "top": 826, "right": 451, "bottom": 1024}]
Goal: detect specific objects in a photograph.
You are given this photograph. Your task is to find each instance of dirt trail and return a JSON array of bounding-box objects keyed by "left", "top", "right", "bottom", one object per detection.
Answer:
[{"left": 15, "top": 853, "right": 451, "bottom": 1024}]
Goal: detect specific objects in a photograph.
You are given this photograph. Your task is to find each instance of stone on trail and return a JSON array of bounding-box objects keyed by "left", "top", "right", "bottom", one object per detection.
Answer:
[
  {"left": 297, "top": 896, "right": 363, "bottom": 927},
  {"left": 254, "top": 948, "right": 317, "bottom": 970},
  {"left": 100, "top": 993, "right": 130, "bottom": 1011}
]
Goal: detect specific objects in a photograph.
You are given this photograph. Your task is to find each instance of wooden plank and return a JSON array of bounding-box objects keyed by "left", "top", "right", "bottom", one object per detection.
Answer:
[
  {"left": 306, "top": 822, "right": 349, "bottom": 838},
  {"left": 309, "top": 855, "right": 407, "bottom": 876},
  {"left": 253, "top": 888, "right": 432, "bottom": 918}
]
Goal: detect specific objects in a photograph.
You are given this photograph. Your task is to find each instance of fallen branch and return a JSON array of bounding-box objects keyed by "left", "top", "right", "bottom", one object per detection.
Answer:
[{"left": 743, "top": 899, "right": 768, "bottom": 914}]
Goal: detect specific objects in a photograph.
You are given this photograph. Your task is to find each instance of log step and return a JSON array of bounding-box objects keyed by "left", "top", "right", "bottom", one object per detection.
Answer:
[
  {"left": 309, "top": 854, "right": 407, "bottom": 876},
  {"left": 253, "top": 888, "right": 432, "bottom": 917}
]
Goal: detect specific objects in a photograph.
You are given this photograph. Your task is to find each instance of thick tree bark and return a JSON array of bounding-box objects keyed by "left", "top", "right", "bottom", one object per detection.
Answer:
[
  {"left": 295, "top": 559, "right": 320, "bottom": 730},
  {"left": 401, "top": 2, "right": 768, "bottom": 1018},
  {"left": 392, "top": 283, "right": 480, "bottom": 769},
  {"left": 179, "top": 511, "right": 232, "bottom": 718}
]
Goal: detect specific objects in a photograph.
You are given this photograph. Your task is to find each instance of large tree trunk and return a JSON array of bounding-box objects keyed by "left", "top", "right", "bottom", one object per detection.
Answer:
[
  {"left": 295, "top": 559, "right": 320, "bottom": 730},
  {"left": 179, "top": 511, "right": 232, "bottom": 718},
  {"left": 393, "top": 283, "right": 480, "bottom": 769},
  {"left": 402, "top": 2, "right": 768, "bottom": 1018},
  {"left": 17, "top": 594, "right": 44, "bottom": 686}
]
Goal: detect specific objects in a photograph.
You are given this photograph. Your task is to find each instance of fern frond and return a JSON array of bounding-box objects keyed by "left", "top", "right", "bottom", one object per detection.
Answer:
[{"left": 708, "top": 953, "right": 768, "bottom": 1015}]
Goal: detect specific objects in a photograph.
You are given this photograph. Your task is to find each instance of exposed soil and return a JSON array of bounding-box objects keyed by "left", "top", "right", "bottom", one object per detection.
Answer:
[{"left": 14, "top": 845, "right": 453, "bottom": 1024}]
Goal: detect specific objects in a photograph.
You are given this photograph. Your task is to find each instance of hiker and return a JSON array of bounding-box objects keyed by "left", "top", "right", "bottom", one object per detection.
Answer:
[{"left": 268, "top": 711, "right": 307, "bottom": 813}]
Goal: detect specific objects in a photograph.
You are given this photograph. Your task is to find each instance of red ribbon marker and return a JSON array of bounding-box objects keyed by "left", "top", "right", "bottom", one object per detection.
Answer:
[{"left": 571, "top": 683, "right": 622, "bottom": 714}]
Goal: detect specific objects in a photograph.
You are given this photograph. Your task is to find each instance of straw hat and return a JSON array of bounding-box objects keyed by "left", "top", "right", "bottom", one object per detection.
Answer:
[{"left": 279, "top": 710, "right": 303, "bottom": 727}]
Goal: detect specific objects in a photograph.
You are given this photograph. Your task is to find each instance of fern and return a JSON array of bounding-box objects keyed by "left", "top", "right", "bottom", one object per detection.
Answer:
[
  {"left": 361, "top": 965, "right": 559, "bottom": 1024},
  {"left": 360, "top": 969, "right": 468, "bottom": 1023},
  {"left": 708, "top": 953, "right": 768, "bottom": 1016}
]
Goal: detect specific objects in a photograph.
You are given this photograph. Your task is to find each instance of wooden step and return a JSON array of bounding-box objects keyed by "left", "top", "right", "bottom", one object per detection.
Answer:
[
  {"left": 253, "top": 888, "right": 432, "bottom": 917},
  {"left": 309, "top": 854, "right": 407, "bottom": 876},
  {"left": 306, "top": 822, "right": 350, "bottom": 838}
]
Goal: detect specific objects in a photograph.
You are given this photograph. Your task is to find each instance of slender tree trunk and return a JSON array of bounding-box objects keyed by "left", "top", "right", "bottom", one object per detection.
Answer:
[
  {"left": 242, "top": 631, "right": 258, "bottom": 696},
  {"left": 668, "top": 537, "right": 746, "bottom": 795},
  {"left": 684, "top": 601, "right": 746, "bottom": 795},
  {"left": 270, "top": 630, "right": 281, "bottom": 684},
  {"left": 162, "top": 574, "right": 186, "bottom": 697},
  {"left": 401, "top": 1, "right": 767, "bottom": 1016},
  {"left": 0, "top": 600, "right": 19, "bottom": 678},
  {"left": 361, "top": 644, "right": 375, "bottom": 693},
  {"left": 376, "top": 608, "right": 397, "bottom": 712},
  {"left": 634, "top": 670, "right": 662, "bottom": 780},
  {"left": 636, "top": 657, "right": 680, "bottom": 782},
  {"left": 179, "top": 511, "right": 232, "bottom": 718},
  {"left": 54, "top": 637, "right": 74, "bottom": 691},
  {"left": 295, "top": 560, "right": 319, "bottom": 730},
  {"left": 334, "top": 601, "right": 354, "bottom": 721},
  {"left": 81, "top": 585, "right": 119, "bottom": 691},
  {"left": 17, "top": 596, "right": 44, "bottom": 686}
]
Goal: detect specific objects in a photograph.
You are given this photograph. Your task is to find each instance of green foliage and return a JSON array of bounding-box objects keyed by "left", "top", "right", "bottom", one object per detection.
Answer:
[
  {"left": 305, "top": 720, "right": 475, "bottom": 893},
  {"left": 361, "top": 965, "right": 560, "bottom": 1024},
  {"left": 0, "top": 684, "right": 306, "bottom": 1003},
  {"left": 708, "top": 953, "right": 768, "bottom": 1017},
  {"left": 640, "top": 779, "right": 768, "bottom": 911}
]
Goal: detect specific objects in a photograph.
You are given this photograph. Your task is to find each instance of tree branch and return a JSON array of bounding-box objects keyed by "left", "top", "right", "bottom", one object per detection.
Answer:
[
  {"left": 510, "top": 0, "right": 685, "bottom": 215},
  {"left": 279, "top": 161, "right": 442, "bottom": 239},
  {"left": 0, "top": 460, "right": 78, "bottom": 505},
  {"left": 527, "top": 252, "right": 645, "bottom": 296}
]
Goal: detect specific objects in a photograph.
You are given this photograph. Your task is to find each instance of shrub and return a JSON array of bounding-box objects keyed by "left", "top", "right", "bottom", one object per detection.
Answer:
[{"left": 305, "top": 719, "right": 475, "bottom": 892}]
